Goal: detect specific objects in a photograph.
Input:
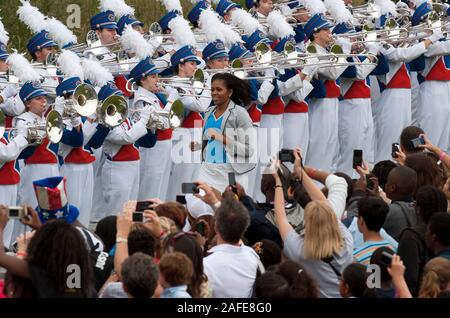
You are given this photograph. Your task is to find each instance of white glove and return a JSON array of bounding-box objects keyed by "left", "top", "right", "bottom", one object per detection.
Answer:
[
  {"left": 0, "top": 84, "right": 19, "bottom": 100},
  {"left": 54, "top": 96, "right": 65, "bottom": 116},
  {"left": 396, "top": 1, "right": 409, "bottom": 10},
  {"left": 70, "top": 116, "right": 82, "bottom": 128},
  {"left": 335, "top": 37, "right": 352, "bottom": 54},
  {"left": 302, "top": 64, "right": 319, "bottom": 77},
  {"left": 264, "top": 67, "right": 276, "bottom": 78},
  {"left": 366, "top": 42, "right": 381, "bottom": 55},
  {"left": 139, "top": 104, "right": 153, "bottom": 123},
  {"left": 443, "top": 3, "right": 450, "bottom": 12},
  {"left": 166, "top": 86, "right": 180, "bottom": 103},
  {"left": 429, "top": 28, "right": 444, "bottom": 44}
]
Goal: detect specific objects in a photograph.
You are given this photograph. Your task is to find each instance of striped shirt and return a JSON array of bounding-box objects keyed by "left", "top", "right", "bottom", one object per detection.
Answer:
[{"left": 353, "top": 241, "right": 397, "bottom": 266}]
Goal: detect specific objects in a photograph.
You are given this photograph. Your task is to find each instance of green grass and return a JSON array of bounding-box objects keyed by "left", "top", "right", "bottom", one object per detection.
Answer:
[{"left": 0, "top": 0, "right": 365, "bottom": 54}]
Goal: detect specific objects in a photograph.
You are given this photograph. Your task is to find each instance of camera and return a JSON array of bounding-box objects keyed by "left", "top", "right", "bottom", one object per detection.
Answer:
[
  {"left": 181, "top": 183, "right": 200, "bottom": 194},
  {"left": 392, "top": 143, "right": 400, "bottom": 159},
  {"left": 8, "top": 206, "right": 25, "bottom": 219},
  {"left": 278, "top": 149, "right": 295, "bottom": 163},
  {"left": 352, "top": 149, "right": 363, "bottom": 169},
  {"left": 410, "top": 136, "right": 425, "bottom": 148}
]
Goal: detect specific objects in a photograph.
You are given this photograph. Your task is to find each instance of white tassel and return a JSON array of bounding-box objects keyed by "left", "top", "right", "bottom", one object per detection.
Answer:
[
  {"left": 324, "top": 0, "right": 355, "bottom": 24},
  {"left": 230, "top": 8, "right": 263, "bottom": 35},
  {"left": 168, "top": 15, "right": 197, "bottom": 47},
  {"left": 301, "top": 0, "right": 327, "bottom": 15},
  {"left": 219, "top": 21, "right": 242, "bottom": 46},
  {"left": 81, "top": 58, "right": 113, "bottom": 87},
  {"left": 58, "top": 50, "right": 84, "bottom": 80},
  {"left": 374, "top": 0, "right": 398, "bottom": 17},
  {"left": 45, "top": 18, "right": 78, "bottom": 48},
  {"left": 160, "top": 0, "right": 183, "bottom": 13},
  {"left": 17, "top": 0, "right": 48, "bottom": 33},
  {"left": 120, "top": 25, "right": 155, "bottom": 60},
  {"left": 267, "top": 10, "right": 295, "bottom": 39},
  {"left": 199, "top": 9, "right": 226, "bottom": 43},
  {"left": 0, "top": 15, "right": 9, "bottom": 45},
  {"left": 7, "top": 52, "right": 42, "bottom": 82},
  {"left": 98, "top": 0, "right": 134, "bottom": 18}
]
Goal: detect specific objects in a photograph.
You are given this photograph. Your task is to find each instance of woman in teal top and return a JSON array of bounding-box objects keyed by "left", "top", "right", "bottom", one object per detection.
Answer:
[{"left": 195, "top": 73, "right": 256, "bottom": 192}]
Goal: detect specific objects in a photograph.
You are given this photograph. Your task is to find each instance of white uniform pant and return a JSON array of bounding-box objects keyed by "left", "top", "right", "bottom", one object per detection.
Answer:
[
  {"left": 417, "top": 81, "right": 450, "bottom": 152},
  {"left": 283, "top": 112, "right": 309, "bottom": 158},
  {"left": 410, "top": 72, "right": 420, "bottom": 126},
  {"left": 198, "top": 162, "right": 250, "bottom": 193},
  {"left": 18, "top": 163, "right": 59, "bottom": 207},
  {"left": 60, "top": 163, "right": 94, "bottom": 227},
  {"left": 167, "top": 128, "right": 201, "bottom": 201},
  {"left": 0, "top": 184, "right": 18, "bottom": 249},
  {"left": 337, "top": 98, "right": 373, "bottom": 178},
  {"left": 253, "top": 114, "right": 283, "bottom": 202},
  {"left": 374, "top": 88, "right": 411, "bottom": 163},
  {"left": 98, "top": 160, "right": 140, "bottom": 219},
  {"left": 90, "top": 148, "right": 106, "bottom": 222},
  {"left": 138, "top": 139, "right": 172, "bottom": 201},
  {"left": 305, "top": 98, "right": 339, "bottom": 172}
]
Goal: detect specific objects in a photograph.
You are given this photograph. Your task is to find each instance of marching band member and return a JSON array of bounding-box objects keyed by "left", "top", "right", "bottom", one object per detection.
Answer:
[
  {"left": 166, "top": 46, "right": 209, "bottom": 200},
  {"left": 54, "top": 77, "right": 98, "bottom": 227},
  {"left": 0, "top": 43, "right": 25, "bottom": 129},
  {"left": 187, "top": 0, "right": 210, "bottom": 29},
  {"left": 247, "top": 0, "right": 274, "bottom": 23},
  {"left": 97, "top": 82, "right": 157, "bottom": 217},
  {"left": 332, "top": 22, "right": 380, "bottom": 177},
  {"left": 129, "top": 58, "right": 178, "bottom": 201},
  {"left": 374, "top": 12, "right": 435, "bottom": 162},
  {"left": 215, "top": 0, "right": 241, "bottom": 22},
  {"left": 88, "top": 10, "right": 119, "bottom": 64},
  {"left": 412, "top": 2, "right": 450, "bottom": 152},
  {"left": 303, "top": 14, "right": 348, "bottom": 172},
  {"left": 15, "top": 82, "right": 60, "bottom": 207}
]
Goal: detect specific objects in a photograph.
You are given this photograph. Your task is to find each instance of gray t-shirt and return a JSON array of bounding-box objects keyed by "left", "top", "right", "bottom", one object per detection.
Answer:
[{"left": 283, "top": 222, "right": 354, "bottom": 298}]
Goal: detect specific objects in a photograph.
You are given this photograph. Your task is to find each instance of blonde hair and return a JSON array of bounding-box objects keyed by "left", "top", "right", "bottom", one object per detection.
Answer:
[
  {"left": 418, "top": 257, "right": 450, "bottom": 298},
  {"left": 159, "top": 216, "right": 179, "bottom": 234},
  {"left": 302, "top": 201, "right": 344, "bottom": 260}
]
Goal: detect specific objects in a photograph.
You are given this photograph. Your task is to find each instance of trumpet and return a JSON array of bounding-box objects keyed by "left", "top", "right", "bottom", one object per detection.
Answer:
[
  {"left": 129, "top": 99, "right": 185, "bottom": 130},
  {"left": 96, "top": 95, "right": 128, "bottom": 128},
  {"left": 4, "top": 110, "right": 64, "bottom": 146}
]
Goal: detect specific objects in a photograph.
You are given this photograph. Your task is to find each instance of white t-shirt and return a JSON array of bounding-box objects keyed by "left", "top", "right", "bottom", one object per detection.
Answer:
[{"left": 203, "top": 243, "right": 260, "bottom": 298}]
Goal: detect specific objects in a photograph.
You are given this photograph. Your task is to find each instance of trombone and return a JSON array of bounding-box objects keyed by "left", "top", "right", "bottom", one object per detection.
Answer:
[
  {"left": 129, "top": 99, "right": 185, "bottom": 130},
  {"left": 4, "top": 110, "right": 64, "bottom": 146}
]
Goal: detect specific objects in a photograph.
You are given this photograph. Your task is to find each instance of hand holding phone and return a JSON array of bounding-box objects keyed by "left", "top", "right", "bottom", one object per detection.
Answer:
[
  {"left": 132, "top": 212, "right": 144, "bottom": 222},
  {"left": 182, "top": 182, "right": 200, "bottom": 194},
  {"left": 392, "top": 143, "right": 400, "bottom": 159},
  {"left": 136, "top": 201, "right": 154, "bottom": 212},
  {"left": 228, "top": 172, "right": 237, "bottom": 194}
]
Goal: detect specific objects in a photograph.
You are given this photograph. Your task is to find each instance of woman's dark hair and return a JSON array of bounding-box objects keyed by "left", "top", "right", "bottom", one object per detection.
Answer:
[
  {"left": 372, "top": 160, "right": 397, "bottom": 191},
  {"left": 276, "top": 260, "right": 319, "bottom": 298},
  {"left": 254, "top": 272, "right": 290, "bottom": 298},
  {"left": 252, "top": 239, "right": 282, "bottom": 269},
  {"left": 128, "top": 225, "right": 155, "bottom": 257},
  {"left": 342, "top": 263, "right": 369, "bottom": 298},
  {"left": 405, "top": 153, "right": 444, "bottom": 195},
  {"left": 211, "top": 73, "right": 252, "bottom": 106},
  {"left": 162, "top": 232, "right": 207, "bottom": 298},
  {"left": 95, "top": 216, "right": 117, "bottom": 253},
  {"left": 415, "top": 185, "right": 448, "bottom": 224},
  {"left": 27, "top": 220, "right": 95, "bottom": 297},
  {"left": 370, "top": 246, "right": 395, "bottom": 284},
  {"left": 155, "top": 202, "right": 188, "bottom": 230},
  {"left": 400, "top": 126, "right": 425, "bottom": 153}
]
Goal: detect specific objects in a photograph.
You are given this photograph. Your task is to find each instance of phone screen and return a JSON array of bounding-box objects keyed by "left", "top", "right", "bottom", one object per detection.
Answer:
[
  {"left": 136, "top": 201, "right": 152, "bottom": 212},
  {"left": 353, "top": 149, "right": 363, "bottom": 169},
  {"left": 182, "top": 183, "right": 199, "bottom": 194},
  {"left": 132, "top": 212, "right": 143, "bottom": 222}
]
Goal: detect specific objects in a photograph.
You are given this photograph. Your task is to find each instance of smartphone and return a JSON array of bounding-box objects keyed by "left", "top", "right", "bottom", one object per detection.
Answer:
[
  {"left": 176, "top": 195, "right": 187, "bottom": 204},
  {"left": 411, "top": 136, "right": 425, "bottom": 148},
  {"left": 136, "top": 201, "right": 153, "bottom": 212},
  {"left": 352, "top": 149, "right": 363, "bottom": 169},
  {"left": 8, "top": 206, "right": 25, "bottom": 219},
  {"left": 132, "top": 212, "right": 143, "bottom": 222},
  {"left": 392, "top": 143, "right": 400, "bottom": 159},
  {"left": 381, "top": 251, "right": 393, "bottom": 267},
  {"left": 181, "top": 183, "right": 199, "bottom": 194},
  {"left": 366, "top": 176, "right": 375, "bottom": 190},
  {"left": 228, "top": 172, "right": 237, "bottom": 194},
  {"left": 278, "top": 149, "right": 295, "bottom": 163}
]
